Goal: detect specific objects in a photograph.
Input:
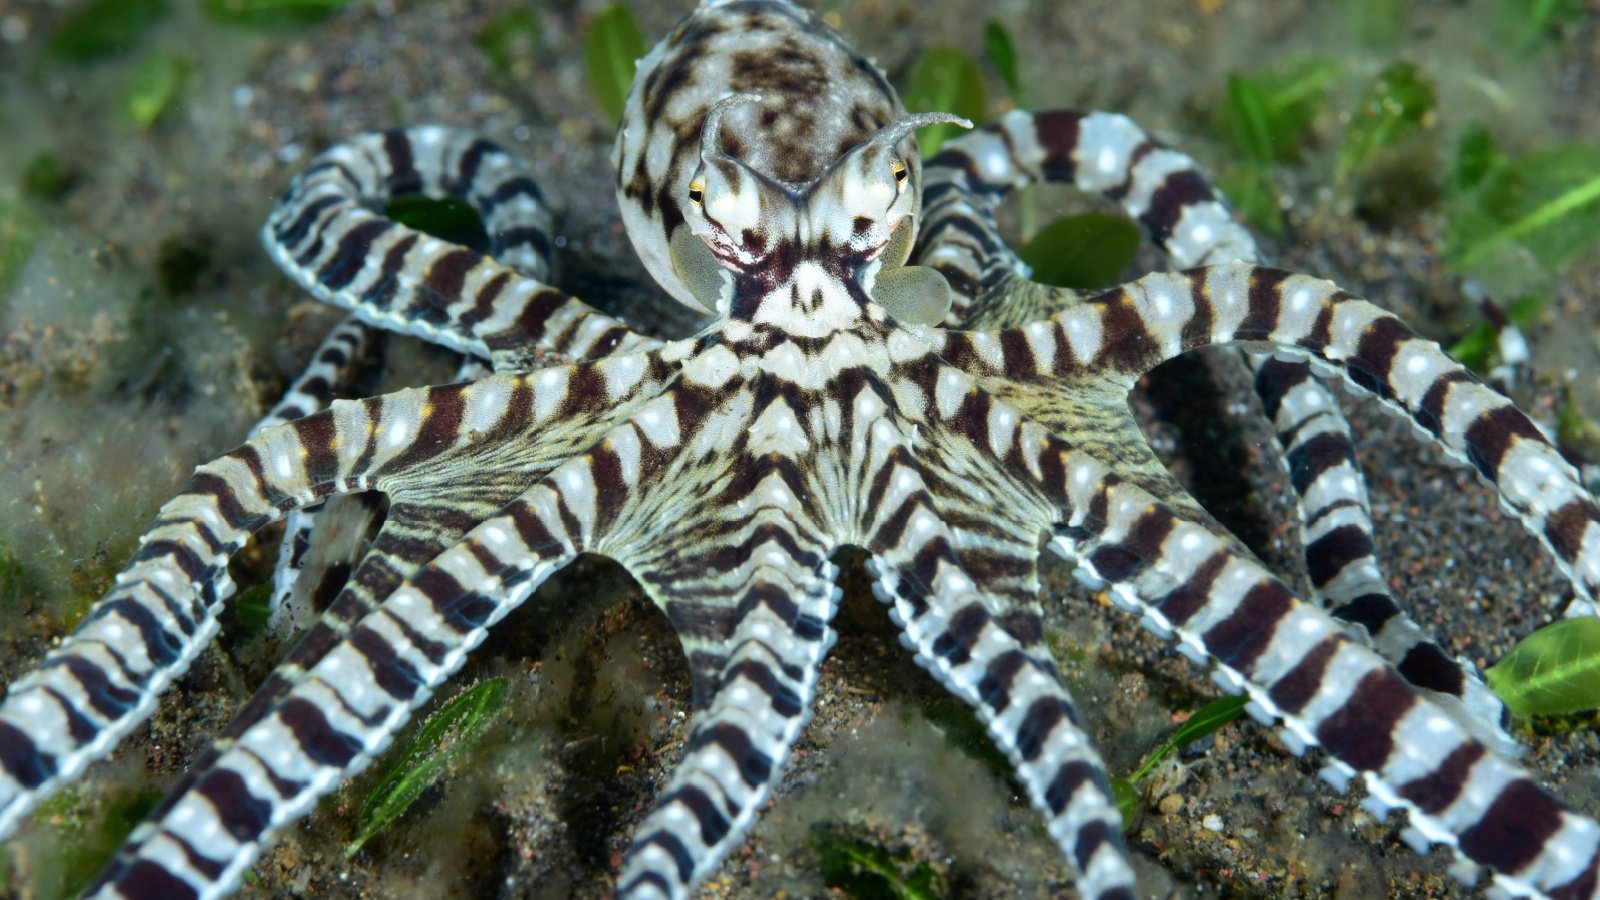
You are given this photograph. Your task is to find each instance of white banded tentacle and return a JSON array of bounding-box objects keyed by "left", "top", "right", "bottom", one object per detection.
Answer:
[
  {"left": 263, "top": 127, "right": 659, "bottom": 372},
  {"left": 919, "top": 110, "right": 1512, "bottom": 744}
]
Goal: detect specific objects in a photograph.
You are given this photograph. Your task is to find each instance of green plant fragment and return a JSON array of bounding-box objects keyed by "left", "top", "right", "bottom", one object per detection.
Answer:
[
  {"left": 1337, "top": 61, "right": 1436, "bottom": 178},
  {"left": 1215, "top": 58, "right": 1337, "bottom": 167},
  {"left": 813, "top": 827, "right": 947, "bottom": 900},
  {"left": 0, "top": 545, "right": 24, "bottom": 607},
  {"left": 1454, "top": 123, "right": 1502, "bottom": 193},
  {"left": 230, "top": 582, "right": 274, "bottom": 635},
  {"left": 385, "top": 195, "right": 489, "bottom": 251},
  {"left": 1341, "top": 0, "right": 1407, "bottom": 49},
  {"left": 0, "top": 194, "right": 44, "bottom": 292},
  {"left": 1129, "top": 695, "right": 1247, "bottom": 785},
  {"left": 915, "top": 697, "right": 1010, "bottom": 779},
  {"left": 1017, "top": 212, "right": 1140, "bottom": 290},
  {"left": 48, "top": 0, "right": 168, "bottom": 61},
  {"left": 1113, "top": 695, "right": 1246, "bottom": 831},
  {"left": 901, "top": 46, "right": 986, "bottom": 158},
  {"left": 585, "top": 4, "right": 647, "bottom": 126},
  {"left": 983, "top": 19, "right": 1022, "bottom": 103},
  {"left": 1557, "top": 392, "right": 1600, "bottom": 459},
  {"left": 1496, "top": 0, "right": 1585, "bottom": 53},
  {"left": 1447, "top": 142, "right": 1600, "bottom": 278},
  {"left": 478, "top": 9, "right": 540, "bottom": 79},
  {"left": 346, "top": 677, "right": 509, "bottom": 857},
  {"left": 27, "top": 785, "right": 162, "bottom": 900},
  {"left": 125, "top": 52, "right": 188, "bottom": 128},
  {"left": 1447, "top": 323, "right": 1496, "bottom": 373},
  {"left": 23, "top": 153, "right": 71, "bottom": 201},
  {"left": 1487, "top": 617, "right": 1600, "bottom": 716},
  {"left": 1218, "top": 166, "right": 1283, "bottom": 238},
  {"left": 1111, "top": 775, "right": 1140, "bottom": 828},
  {"left": 202, "top": 0, "right": 353, "bottom": 28},
  {"left": 1222, "top": 74, "right": 1275, "bottom": 165}
]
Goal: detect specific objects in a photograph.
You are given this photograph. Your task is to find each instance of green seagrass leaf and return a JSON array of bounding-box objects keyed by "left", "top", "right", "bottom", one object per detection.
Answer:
[
  {"left": 124, "top": 52, "right": 188, "bottom": 129},
  {"left": 1017, "top": 213, "right": 1140, "bottom": 290},
  {"left": 202, "top": 0, "right": 353, "bottom": 28},
  {"left": 1128, "top": 695, "right": 1248, "bottom": 785},
  {"left": 1337, "top": 61, "right": 1436, "bottom": 179},
  {"left": 48, "top": 0, "right": 168, "bottom": 61},
  {"left": 585, "top": 4, "right": 647, "bottom": 126},
  {"left": 346, "top": 677, "right": 510, "bottom": 857},
  {"left": 1454, "top": 123, "right": 1503, "bottom": 193},
  {"left": 1446, "top": 142, "right": 1600, "bottom": 288},
  {"left": 902, "top": 46, "right": 986, "bottom": 158},
  {"left": 478, "top": 9, "right": 541, "bottom": 80},
  {"left": 812, "top": 827, "right": 947, "bottom": 900},
  {"left": 1487, "top": 617, "right": 1600, "bottom": 717},
  {"left": 983, "top": 20, "right": 1022, "bottom": 103},
  {"left": 1111, "top": 776, "right": 1140, "bottom": 829}
]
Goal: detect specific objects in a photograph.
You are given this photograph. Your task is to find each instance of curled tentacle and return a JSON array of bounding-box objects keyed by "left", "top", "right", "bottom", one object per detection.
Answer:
[
  {"left": 918, "top": 109, "right": 1514, "bottom": 748},
  {"left": 263, "top": 127, "right": 659, "bottom": 372}
]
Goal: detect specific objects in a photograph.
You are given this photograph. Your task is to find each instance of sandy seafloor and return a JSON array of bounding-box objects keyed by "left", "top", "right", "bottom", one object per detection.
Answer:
[{"left": 2, "top": 0, "right": 1600, "bottom": 897}]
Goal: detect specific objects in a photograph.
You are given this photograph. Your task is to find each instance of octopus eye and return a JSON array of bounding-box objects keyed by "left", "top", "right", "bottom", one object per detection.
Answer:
[
  {"left": 688, "top": 178, "right": 705, "bottom": 204},
  {"left": 890, "top": 158, "right": 908, "bottom": 185}
]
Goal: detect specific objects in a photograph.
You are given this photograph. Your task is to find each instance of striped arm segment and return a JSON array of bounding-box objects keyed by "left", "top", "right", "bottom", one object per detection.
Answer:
[
  {"left": 81, "top": 350, "right": 694, "bottom": 898},
  {"left": 248, "top": 315, "right": 376, "bottom": 631},
  {"left": 615, "top": 501, "right": 841, "bottom": 899},
  {"left": 1049, "top": 453, "right": 1600, "bottom": 897},
  {"left": 597, "top": 359, "right": 844, "bottom": 896},
  {"left": 862, "top": 430, "right": 1137, "bottom": 899},
  {"left": 953, "top": 262, "right": 1600, "bottom": 609},
  {"left": 912, "top": 111, "right": 1422, "bottom": 623},
  {"left": 87, "top": 492, "right": 581, "bottom": 900},
  {"left": 0, "top": 378, "right": 489, "bottom": 843},
  {"left": 921, "top": 109, "right": 1517, "bottom": 740},
  {"left": 262, "top": 127, "right": 658, "bottom": 372},
  {"left": 901, "top": 348, "right": 1600, "bottom": 896},
  {"left": 1252, "top": 356, "right": 1514, "bottom": 752}
]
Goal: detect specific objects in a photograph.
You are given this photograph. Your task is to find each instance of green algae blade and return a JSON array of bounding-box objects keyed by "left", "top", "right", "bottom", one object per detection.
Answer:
[
  {"left": 983, "top": 20, "right": 1022, "bottom": 103},
  {"left": 1115, "top": 695, "right": 1247, "bottom": 829},
  {"left": 1448, "top": 142, "right": 1600, "bottom": 276},
  {"left": 1336, "top": 61, "right": 1436, "bottom": 179},
  {"left": 813, "top": 826, "right": 947, "bottom": 900},
  {"left": 202, "top": 0, "right": 353, "bottom": 28},
  {"left": 902, "top": 46, "right": 986, "bottom": 158},
  {"left": 1487, "top": 617, "right": 1600, "bottom": 717},
  {"left": 478, "top": 9, "right": 541, "bottom": 79},
  {"left": 124, "top": 52, "right": 189, "bottom": 129},
  {"left": 346, "top": 677, "right": 510, "bottom": 857},
  {"left": 585, "top": 4, "right": 646, "bottom": 126},
  {"left": 1018, "top": 213, "right": 1140, "bottom": 290}
]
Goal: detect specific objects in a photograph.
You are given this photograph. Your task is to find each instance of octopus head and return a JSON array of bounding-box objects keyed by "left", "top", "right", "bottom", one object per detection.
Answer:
[{"left": 672, "top": 94, "right": 969, "bottom": 327}]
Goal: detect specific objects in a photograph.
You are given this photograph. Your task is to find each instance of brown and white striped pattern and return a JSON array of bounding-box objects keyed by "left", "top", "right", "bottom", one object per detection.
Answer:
[
  {"left": 884, "top": 338, "right": 1600, "bottom": 897},
  {"left": 7, "top": 2, "right": 1600, "bottom": 899},
  {"left": 939, "top": 263, "right": 1600, "bottom": 605},
  {"left": 862, "top": 407, "right": 1137, "bottom": 900},
  {"left": 263, "top": 127, "right": 659, "bottom": 373},
  {"left": 917, "top": 109, "right": 1515, "bottom": 749},
  {"left": 74, "top": 346, "right": 684, "bottom": 898},
  {"left": 246, "top": 315, "right": 376, "bottom": 632}
]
